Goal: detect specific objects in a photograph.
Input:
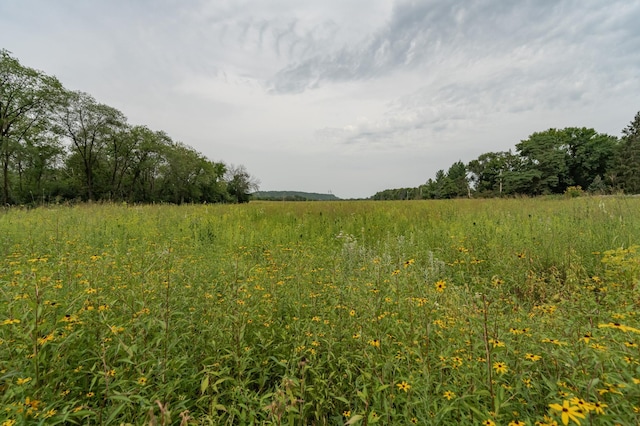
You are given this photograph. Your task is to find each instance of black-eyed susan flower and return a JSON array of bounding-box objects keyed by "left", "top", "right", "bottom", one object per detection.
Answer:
[
  {"left": 578, "top": 332, "right": 593, "bottom": 344},
  {"left": 592, "top": 401, "right": 607, "bottom": 415},
  {"left": 549, "top": 400, "right": 586, "bottom": 425},
  {"left": 493, "top": 361, "right": 508, "bottom": 374},
  {"left": 569, "top": 398, "right": 594, "bottom": 413},
  {"left": 16, "top": 377, "right": 32, "bottom": 385},
  {"left": 443, "top": 390, "right": 456, "bottom": 400},
  {"left": 525, "top": 353, "right": 542, "bottom": 362},
  {"left": 434, "top": 280, "right": 446, "bottom": 292},
  {"left": 542, "top": 338, "right": 566, "bottom": 346},
  {"left": 396, "top": 381, "right": 411, "bottom": 392}
]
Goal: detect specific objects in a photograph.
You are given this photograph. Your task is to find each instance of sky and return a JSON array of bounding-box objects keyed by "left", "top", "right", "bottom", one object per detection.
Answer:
[{"left": 1, "top": 0, "right": 639, "bottom": 199}]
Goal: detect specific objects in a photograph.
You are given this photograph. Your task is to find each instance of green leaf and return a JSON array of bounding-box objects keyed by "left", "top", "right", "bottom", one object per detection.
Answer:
[
  {"left": 333, "top": 396, "right": 350, "bottom": 404},
  {"left": 375, "top": 384, "right": 390, "bottom": 393},
  {"left": 200, "top": 375, "right": 209, "bottom": 394},
  {"left": 344, "top": 414, "right": 363, "bottom": 425}
]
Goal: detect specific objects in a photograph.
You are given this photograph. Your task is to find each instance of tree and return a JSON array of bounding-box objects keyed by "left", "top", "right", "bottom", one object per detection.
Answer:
[
  {"left": 561, "top": 127, "right": 618, "bottom": 191},
  {"left": 225, "top": 164, "right": 260, "bottom": 203},
  {"left": 12, "top": 121, "right": 64, "bottom": 203},
  {"left": 441, "top": 161, "right": 468, "bottom": 198},
  {"left": 114, "top": 126, "right": 171, "bottom": 202},
  {"left": 468, "top": 151, "right": 521, "bottom": 196},
  {"left": 55, "top": 91, "right": 126, "bottom": 200},
  {"left": 0, "top": 49, "right": 63, "bottom": 204},
  {"left": 614, "top": 111, "right": 640, "bottom": 194},
  {"left": 515, "top": 129, "right": 570, "bottom": 195}
]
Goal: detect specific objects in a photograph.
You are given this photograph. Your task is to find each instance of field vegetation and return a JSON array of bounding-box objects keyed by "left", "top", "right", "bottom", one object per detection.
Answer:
[{"left": 1, "top": 197, "right": 639, "bottom": 425}]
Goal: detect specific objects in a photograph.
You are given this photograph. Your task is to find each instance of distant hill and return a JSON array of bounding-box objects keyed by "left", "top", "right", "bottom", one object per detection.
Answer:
[{"left": 251, "top": 191, "right": 341, "bottom": 201}]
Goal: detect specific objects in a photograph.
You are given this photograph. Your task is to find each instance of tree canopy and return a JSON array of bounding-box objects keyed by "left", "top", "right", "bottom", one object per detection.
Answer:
[
  {"left": 0, "top": 49, "right": 258, "bottom": 205},
  {"left": 374, "top": 118, "right": 639, "bottom": 200}
]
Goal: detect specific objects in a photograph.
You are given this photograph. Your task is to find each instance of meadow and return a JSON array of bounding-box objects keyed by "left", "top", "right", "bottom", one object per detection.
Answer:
[{"left": 0, "top": 197, "right": 639, "bottom": 425}]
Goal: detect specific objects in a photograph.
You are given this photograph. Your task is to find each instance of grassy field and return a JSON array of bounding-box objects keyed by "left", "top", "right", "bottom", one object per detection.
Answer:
[{"left": 1, "top": 197, "right": 639, "bottom": 425}]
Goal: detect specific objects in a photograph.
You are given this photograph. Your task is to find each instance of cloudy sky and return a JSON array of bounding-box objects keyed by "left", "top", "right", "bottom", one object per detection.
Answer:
[{"left": 2, "top": 1, "right": 639, "bottom": 198}]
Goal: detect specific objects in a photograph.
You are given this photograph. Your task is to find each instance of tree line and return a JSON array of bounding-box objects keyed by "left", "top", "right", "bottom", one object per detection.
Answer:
[
  {"left": 0, "top": 49, "right": 259, "bottom": 205},
  {"left": 372, "top": 113, "right": 640, "bottom": 200}
]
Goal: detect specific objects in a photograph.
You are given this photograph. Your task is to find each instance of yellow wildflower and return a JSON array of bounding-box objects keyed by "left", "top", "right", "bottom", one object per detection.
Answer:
[{"left": 549, "top": 400, "right": 586, "bottom": 425}]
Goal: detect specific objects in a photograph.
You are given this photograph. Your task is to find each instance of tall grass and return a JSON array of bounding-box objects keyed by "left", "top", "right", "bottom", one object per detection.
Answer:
[{"left": 0, "top": 197, "right": 639, "bottom": 425}]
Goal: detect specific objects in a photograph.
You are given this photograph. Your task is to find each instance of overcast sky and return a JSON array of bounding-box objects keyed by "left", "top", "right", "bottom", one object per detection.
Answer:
[{"left": 2, "top": 1, "right": 639, "bottom": 198}]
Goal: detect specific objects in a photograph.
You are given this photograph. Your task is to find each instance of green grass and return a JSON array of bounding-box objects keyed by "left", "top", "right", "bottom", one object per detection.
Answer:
[{"left": 1, "top": 197, "right": 639, "bottom": 425}]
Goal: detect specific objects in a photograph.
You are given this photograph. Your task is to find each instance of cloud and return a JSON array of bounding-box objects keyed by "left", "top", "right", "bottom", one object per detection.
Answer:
[{"left": 269, "top": 0, "right": 640, "bottom": 93}]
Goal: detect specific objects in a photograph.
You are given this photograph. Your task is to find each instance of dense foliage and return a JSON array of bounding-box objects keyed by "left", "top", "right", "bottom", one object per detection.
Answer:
[
  {"left": 0, "top": 49, "right": 258, "bottom": 205},
  {"left": 373, "top": 118, "right": 640, "bottom": 200},
  {"left": 1, "top": 199, "right": 639, "bottom": 424}
]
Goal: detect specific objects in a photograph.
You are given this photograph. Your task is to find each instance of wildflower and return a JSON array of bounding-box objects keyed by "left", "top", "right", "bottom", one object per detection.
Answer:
[
  {"left": 403, "top": 259, "right": 415, "bottom": 267},
  {"left": 598, "top": 322, "right": 639, "bottom": 333},
  {"left": 434, "top": 280, "right": 446, "bottom": 292},
  {"left": 410, "top": 418, "right": 418, "bottom": 424},
  {"left": 43, "top": 409, "right": 56, "bottom": 418},
  {"left": 2, "top": 420, "right": 17, "bottom": 426},
  {"left": 536, "top": 414, "right": 559, "bottom": 425},
  {"left": 569, "top": 398, "right": 594, "bottom": 412},
  {"left": 525, "top": 353, "right": 542, "bottom": 362},
  {"left": 592, "top": 401, "right": 607, "bottom": 415},
  {"left": 493, "top": 361, "right": 508, "bottom": 374},
  {"left": 482, "top": 419, "right": 496, "bottom": 426},
  {"left": 392, "top": 269, "right": 401, "bottom": 276},
  {"left": 349, "top": 309, "right": 356, "bottom": 316},
  {"left": 368, "top": 339, "right": 380, "bottom": 348},
  {"left": 549, "top": 400, "right": 586, "bottom": 425},
  {"left": 86, "top": 392, "right": 94, "bottom": 397},
  {"left": 489, "top": 338, "right": 505, "bottom": 348},
  {"left": 542, "top": 338, "right": 566, "bottom": 345},
  {"left": 509, "top": 421, "right": 526, "bottom": 426},
  {"left": 16, "top": 377, "right": 32, "bottom": 385},
  {"left": 578, "top": 333, "right": 592, "bottom": 344},
  {"left": 343, "top": 410, "right": 351, "bottom": 418},
  {"left": 443, "top": 390, "right": 456, "bottom": 400},
  {"left": 396, "top": 381, "right": 411, "bottom": 392},
  {"left": 109, "top": 325, "right": 124, "bottom": 334}
]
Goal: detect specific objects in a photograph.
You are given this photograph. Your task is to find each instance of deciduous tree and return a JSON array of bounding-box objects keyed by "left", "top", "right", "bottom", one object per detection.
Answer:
[{"left": 0, "top": 49, "right": 62, "bottom": 203}]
